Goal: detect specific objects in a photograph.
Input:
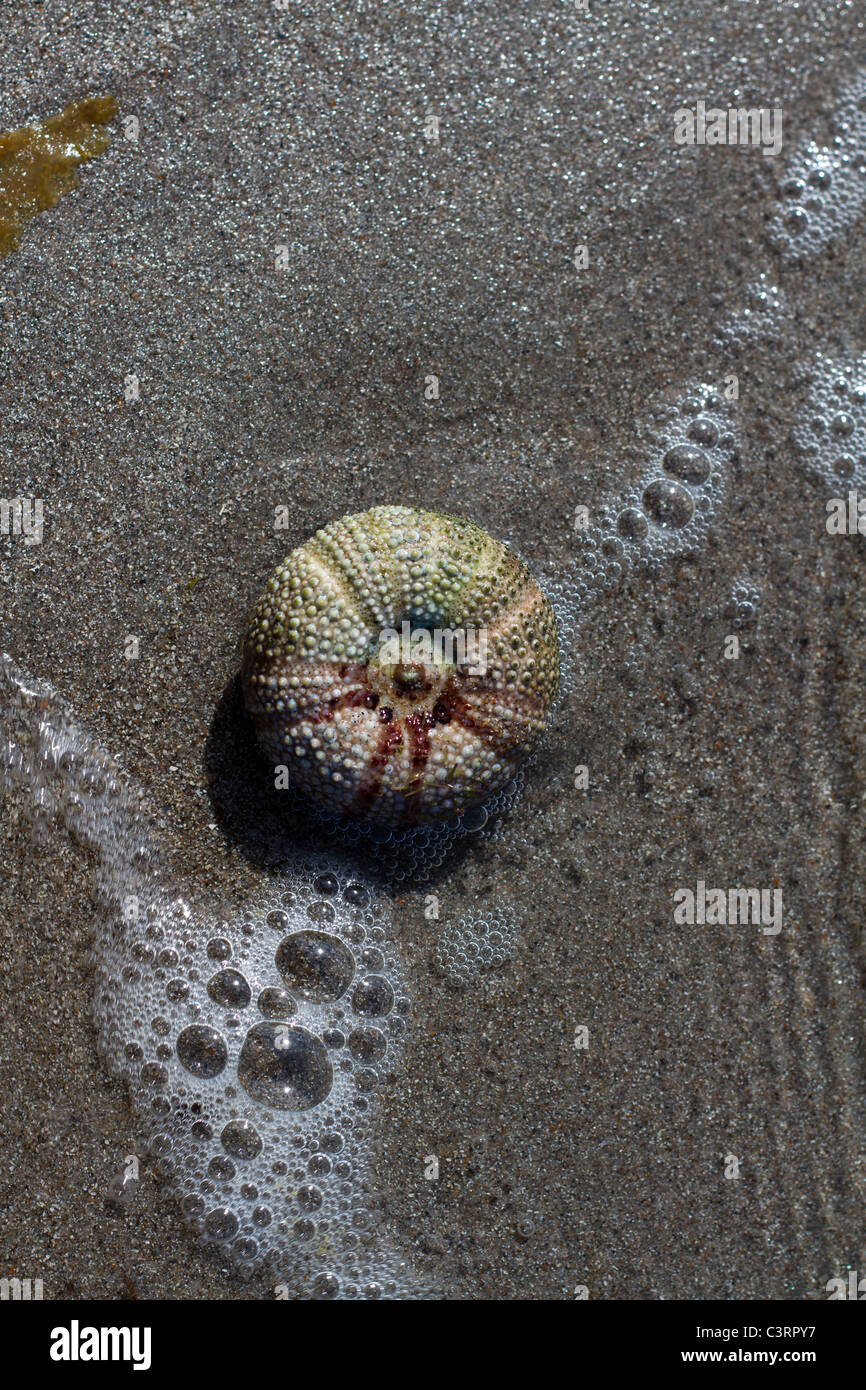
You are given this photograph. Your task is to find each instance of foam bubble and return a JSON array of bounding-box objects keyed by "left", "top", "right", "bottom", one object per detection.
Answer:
[
  {"left": 769, "top": 69, "right": 866, "bottom": 262},
  {"left": 714, "top": 275, "right": 788, "bottom": 350},
  {"left": 554, "top": 379, "right": 735, "bottom": 638},
  {"left": 792, "top": 350, "right": 866, "bottom": 492},
  {"left": 433, "top": 910, "right": 520, "bottom": 987},
  {"left": 0, "top": 651, "right": 425, "bottom": 1299}
]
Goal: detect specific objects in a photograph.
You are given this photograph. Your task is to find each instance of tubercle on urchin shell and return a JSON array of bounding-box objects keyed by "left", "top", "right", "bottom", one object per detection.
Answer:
[{"left": 242, "top": 505, "right": 560, "bottom": 827}]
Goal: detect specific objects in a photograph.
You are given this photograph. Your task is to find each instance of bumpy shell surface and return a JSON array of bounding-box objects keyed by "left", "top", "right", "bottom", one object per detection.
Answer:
[{"left": 242, "top": 505, "right": 560, "bottom": 827}]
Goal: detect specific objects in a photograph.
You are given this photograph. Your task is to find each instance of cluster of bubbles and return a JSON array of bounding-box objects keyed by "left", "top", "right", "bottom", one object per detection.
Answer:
[
  {"left": 100, "top": 874, "right": 417, "bottom": 1297},
  {"left": 713, "top": 273, "right": 787, "bottom": 351},
  {"left": 303, "top": 771, "right": 523, "bottom": 886},
  {"left": 0, "top": 652, "right": 424, "bottom": 1299},
  {"left": 704, "top": 576, "right": 763, "bottom": 654},
  {"left": 499, "top": 376, "right": 739, "bottom": 716},
  {"left": 717, "top": 71, "right": 866, "bottom": 356},
  {"left": 433, "top": 910, "right": 519, "bottom": 987},
  {"left": 769, "top": 70, "right": 866, "bottom": 261},
  {"left": 792, "top": 350, "right": 866, "bottom": 492},
  {"left": 524, "top": 383, "right": 737, "bottom": 703},
  {"left": 565, "top": 380, "right": 735, "bottom": 597},
  {"left": 723, "top": 579, "right": 762, "bottom": 633}
]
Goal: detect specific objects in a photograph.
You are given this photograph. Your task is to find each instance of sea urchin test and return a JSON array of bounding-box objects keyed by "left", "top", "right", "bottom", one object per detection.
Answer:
[{"left": 242, "top": 506, "right": 560, "bottom": 827}]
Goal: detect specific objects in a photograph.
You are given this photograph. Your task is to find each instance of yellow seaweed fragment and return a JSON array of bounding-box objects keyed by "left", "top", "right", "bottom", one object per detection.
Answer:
[{"left": 0, "top": 95, "right": 118, "bottom": 257}]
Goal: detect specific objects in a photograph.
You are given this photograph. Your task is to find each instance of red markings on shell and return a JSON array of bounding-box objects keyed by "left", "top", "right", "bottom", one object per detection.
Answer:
[{"left": 242, "top": 506, "right": 560, "bottom": 827}]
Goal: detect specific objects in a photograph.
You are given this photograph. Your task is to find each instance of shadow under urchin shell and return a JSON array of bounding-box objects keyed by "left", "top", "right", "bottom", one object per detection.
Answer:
[{"left": 205, "top": 674, "right": 524, "bottom": 888}]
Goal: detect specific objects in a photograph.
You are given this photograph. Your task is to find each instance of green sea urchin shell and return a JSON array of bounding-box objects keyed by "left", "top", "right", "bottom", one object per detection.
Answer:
[{"left": 242, "top": 505, "right": 560, "bottom": 827}]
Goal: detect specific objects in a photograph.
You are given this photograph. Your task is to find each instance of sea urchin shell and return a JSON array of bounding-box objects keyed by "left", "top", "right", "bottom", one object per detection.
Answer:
[{"left": 242, "top": 505, "right": 560, "bottom": 827}]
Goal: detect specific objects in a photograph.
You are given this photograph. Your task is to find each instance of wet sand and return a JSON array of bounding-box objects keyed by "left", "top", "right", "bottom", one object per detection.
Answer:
[{"left": 1, "top": 0, "right": 865, "bottom": 1298}]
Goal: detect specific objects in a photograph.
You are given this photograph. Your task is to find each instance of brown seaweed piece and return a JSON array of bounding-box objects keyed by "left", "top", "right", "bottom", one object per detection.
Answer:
[{"left": 0, "top": 95, "right": 117, "bottom": 257}]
